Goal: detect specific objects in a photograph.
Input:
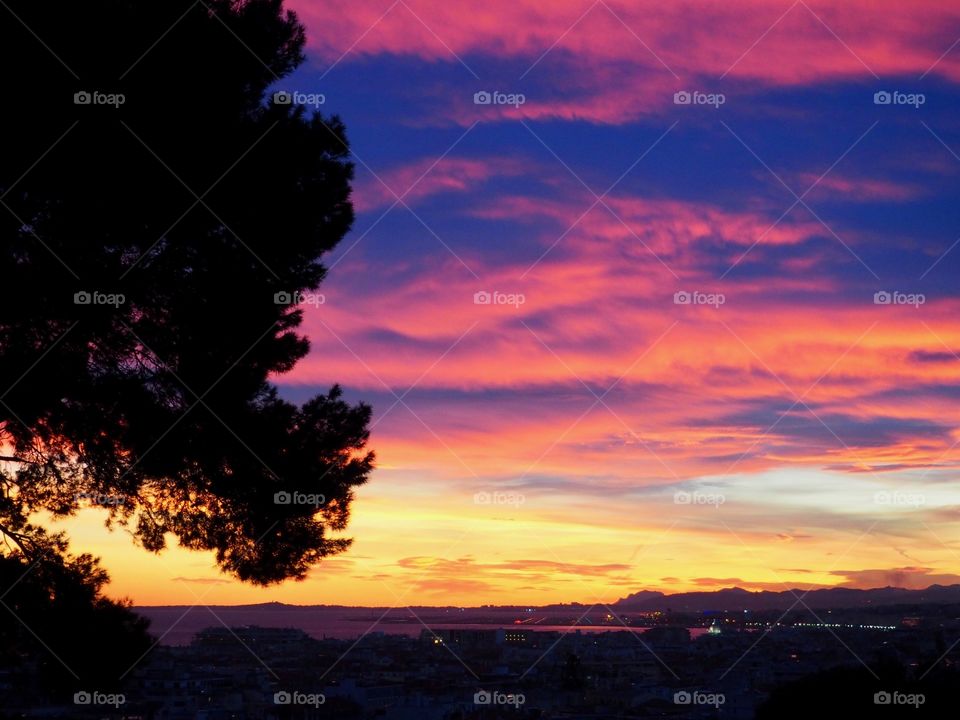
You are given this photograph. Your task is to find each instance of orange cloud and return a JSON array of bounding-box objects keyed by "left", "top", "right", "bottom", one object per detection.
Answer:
[{"left": 834, "top": 566, "right": 960, "bottom": 589}]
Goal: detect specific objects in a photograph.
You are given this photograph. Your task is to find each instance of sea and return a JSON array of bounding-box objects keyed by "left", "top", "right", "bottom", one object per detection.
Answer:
[{"left": 136, "top": 605, "right": 712, "bottom": 645}]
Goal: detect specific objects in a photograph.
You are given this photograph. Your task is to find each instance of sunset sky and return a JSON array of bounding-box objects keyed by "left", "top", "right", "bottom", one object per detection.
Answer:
[{"left": 58, "top": 0, "right": 960, "bottom": 606}]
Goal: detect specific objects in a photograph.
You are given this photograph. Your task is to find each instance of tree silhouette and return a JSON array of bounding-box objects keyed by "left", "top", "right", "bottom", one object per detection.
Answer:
[
  {"left": 0, "top": 537, "right": 152, "bottom": 700},
  {"left": 756, "top": 663, "right": 959, "bottom": 719},
  {"left": 1, "top": 0, "right": 371, "bottom": 656}
]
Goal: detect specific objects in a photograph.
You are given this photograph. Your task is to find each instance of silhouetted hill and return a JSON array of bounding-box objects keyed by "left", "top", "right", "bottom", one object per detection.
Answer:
[
  {"left": 134, "top": 584, "right": 960, "bottom": 644},
  {"left": 614, "top": 584, "right": 960, "bottom": 611}
]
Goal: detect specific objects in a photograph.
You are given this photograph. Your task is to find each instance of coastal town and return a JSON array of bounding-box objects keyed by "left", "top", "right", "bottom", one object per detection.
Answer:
[{"left": 4, "top": 604, "right": 959, "bottom": 718}]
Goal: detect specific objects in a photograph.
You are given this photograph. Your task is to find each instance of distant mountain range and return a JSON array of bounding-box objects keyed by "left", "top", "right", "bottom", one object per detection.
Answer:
[
  {"left": 612, "top": 585, "right": 960, "bottom": 612},
  {"left": 133, "top": 585, "right": 960, "bottom": 644},
  {"left": 140, "top": 584, "right": 960, "bottom": 616}
]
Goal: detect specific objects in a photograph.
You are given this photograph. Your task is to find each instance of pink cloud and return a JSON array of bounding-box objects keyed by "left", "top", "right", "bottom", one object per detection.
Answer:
[
  {"left": 275, "top": 157, "right": 960, "bottom": 484},
  {"left": 354, "top": 156, "right": 530, "bottom": 212},
  {"left": 284, "top": 244, "right": 960, "bottom": 484},
  {"left": 290, "top": 0, "right": 960, "bottom": 123},
  {"left": 793, "top": 173, "right": 923, "bottom": 202}
]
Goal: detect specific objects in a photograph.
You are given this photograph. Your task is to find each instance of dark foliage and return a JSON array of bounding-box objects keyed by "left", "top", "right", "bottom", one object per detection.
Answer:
[
  {"left": 756, "top": 662, "right": 960, "bottom": 719},
  {"left": 0, "top": 0, "right": 372, "bottom": 595},
  {"left": 0, "top": 543, "right": 152, "bottom": 699}
]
